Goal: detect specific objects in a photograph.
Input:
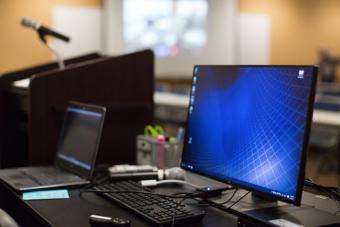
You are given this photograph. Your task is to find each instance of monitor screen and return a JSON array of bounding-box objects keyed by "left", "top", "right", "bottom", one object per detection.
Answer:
[
  {"left": 181, "top": 65, "right": 317, "bottom": 205},
  {"left": 56, "top": 104, "right": 105, "bottom": 173}
]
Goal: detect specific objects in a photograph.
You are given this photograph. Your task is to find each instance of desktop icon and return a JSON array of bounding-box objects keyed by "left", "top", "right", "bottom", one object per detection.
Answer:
[
  {"left": 189, "top": 106, "right": 193, "bottom": 114},
  {"left": 298, "top": 70, "right": 304, "bottom": 79},
  {"left": 190, "top": 96, "right": 195, "bottom": 104},
  {"left": 188, "top": 137, "right": 192, "bottom": 144},
  {"left": 192, "top": 86, "right": 196, "bottom": 94}
]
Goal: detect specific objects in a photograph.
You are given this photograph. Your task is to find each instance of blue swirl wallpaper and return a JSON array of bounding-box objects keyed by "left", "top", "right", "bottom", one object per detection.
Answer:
[{"left": 181, "top": 66, "right": 315, "bottom": 203}]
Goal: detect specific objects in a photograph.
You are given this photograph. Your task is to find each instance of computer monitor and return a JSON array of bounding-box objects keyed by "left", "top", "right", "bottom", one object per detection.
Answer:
[{"left": 181, "top": 65, "right": 318, "bottom": 206}]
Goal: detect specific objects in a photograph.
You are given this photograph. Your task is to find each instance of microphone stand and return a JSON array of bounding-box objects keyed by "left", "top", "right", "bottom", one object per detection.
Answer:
[
  {"left": 37, "top": 28, "right": 65, "bottom": 70},
  {"left": 45, "top": 41, "right": 65, "bottom": 70}
]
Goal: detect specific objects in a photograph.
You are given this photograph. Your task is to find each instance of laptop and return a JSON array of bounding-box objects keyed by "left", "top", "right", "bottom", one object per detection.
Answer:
[{"left": 0, "top": 101, "right": 106, "bottom": 191}]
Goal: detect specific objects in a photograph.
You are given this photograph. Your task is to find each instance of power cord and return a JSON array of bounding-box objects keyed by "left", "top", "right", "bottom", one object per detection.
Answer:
[
  {"left": 209, "top": 188, "right": 239, "bottom": 205},
  {"left": 79, "top": 174, "right": 111, "bottom": 191},
  {"left": 225, "top": 191, "right": 250, "bottom": 210},
  {"left": 206, "top": 190, "right": 250, "bottom": 212},
  {"left": 141, "top": 179, "right": 203, "bottom": 189},
  {"left": 304, "top": 178, "right": 340, "bottom": 201},
  {"left": 169, "top": 192, "right": 202, "bottom": 227},
  {"left": 304, "top": 178, "right": 340, "bottom": 214}
]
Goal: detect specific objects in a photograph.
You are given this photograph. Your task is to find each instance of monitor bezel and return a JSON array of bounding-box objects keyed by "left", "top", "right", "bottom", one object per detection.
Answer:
[
  {"left": 55, "top": 101, "right": 106, "bottom": 179},
  {"left": 180, "top": 65, "right": 318, "bottom": 206}
]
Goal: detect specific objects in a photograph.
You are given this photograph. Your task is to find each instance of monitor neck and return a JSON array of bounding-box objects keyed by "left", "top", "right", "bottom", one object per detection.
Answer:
[{"left": 251, "top": 191, "right": 278, "bottom": 203}]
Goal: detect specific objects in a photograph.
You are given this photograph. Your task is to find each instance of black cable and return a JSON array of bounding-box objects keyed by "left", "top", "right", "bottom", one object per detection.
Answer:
[
  {"left": 225, "top": 191, "right": 250, "bottom": 210},
  {"left": 190, "top": 189, "right": 248, "bottom": 214},
  {"left": 304, "top": 178, "right": 340, "bottom": 213},
  {"left": 210, "top": 191, "right": 250, "bottom": 211},
  {"left": 171, "top": 191, "right": 196, "bottom": 197},
  {"left": 304, "top": 179, "right": 340, "bottom": 201},
  {"left": 193, "top": 188, "right": 239, "bottom": 208},
  {"left": 171, "top": 197, "right": 189, "bottom": 227},
  {"left": 172, "top": 192, "right": 211, "bottom": 227},
  {"left": 213, "top": 188, "right": 239, "bottom": 205},
  {"left": 329, "top": 195, "right": 340, "bottom": 215},
  {"left": 304, "top": 179, "right": 336, "bottom": 195},
  {"left": 166, "top": 192, "right": 205, "bottom": 227},
  {"left": 168, "top": 189, "right": 242, "bottom": 227},
  {"left": 80, "top": 175, "right": 111, "bottom": 191}
]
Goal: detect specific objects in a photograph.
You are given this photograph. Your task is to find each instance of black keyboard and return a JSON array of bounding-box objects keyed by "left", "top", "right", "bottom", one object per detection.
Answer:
[{"left": 93, "top": 181, "right": 206, "bottom": 226}]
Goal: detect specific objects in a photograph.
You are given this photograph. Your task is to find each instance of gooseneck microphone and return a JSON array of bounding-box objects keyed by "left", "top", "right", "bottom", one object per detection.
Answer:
[{"left": 21, "top": 17, "right": 70, "bottom": 43}]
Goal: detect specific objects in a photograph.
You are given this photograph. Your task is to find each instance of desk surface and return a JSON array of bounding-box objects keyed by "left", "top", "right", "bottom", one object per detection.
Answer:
[
  {"left": 0, "top": 182, "right": 236, "bottom": 227},
  {"left": 1, "top": 180, "right": 340, "bottom": 227}
]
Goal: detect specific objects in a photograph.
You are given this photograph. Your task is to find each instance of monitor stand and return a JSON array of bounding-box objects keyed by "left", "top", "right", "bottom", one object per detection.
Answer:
[
  {"left": 184, "top": 170, "right": 233, "bottom": 191},
  {"left": 251, "top": 191, "right": 278, "bottom": 203},
  {"left": 184, "top": 170, "right": 300, "bottom": 211}
]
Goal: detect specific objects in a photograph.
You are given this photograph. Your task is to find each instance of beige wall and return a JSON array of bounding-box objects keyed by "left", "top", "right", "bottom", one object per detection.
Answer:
[
  {"left": 0, "top": 0, "right": 101, "bottom": 73},
  {"left": 240, "top": 0, "right": 340, "bottom": 66},
  {"left": 3, "top": 0, "right": 340, "bottom": 76}
]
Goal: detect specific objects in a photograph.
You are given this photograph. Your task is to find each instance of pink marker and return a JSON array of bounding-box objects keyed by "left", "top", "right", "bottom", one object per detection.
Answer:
[{"left": 157, "top": 135, "right": 165, "bottom": 169}]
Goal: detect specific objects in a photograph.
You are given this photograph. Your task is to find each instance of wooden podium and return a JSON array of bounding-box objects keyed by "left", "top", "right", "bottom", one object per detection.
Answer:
[{"left": 0, "top": 50, "right": 154, "bottom": 168}]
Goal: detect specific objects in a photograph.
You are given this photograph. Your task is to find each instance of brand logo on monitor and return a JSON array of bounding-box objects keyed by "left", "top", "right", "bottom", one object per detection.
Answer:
[{"left": 190, "top": 96, "right": 195, "bottom": 105}]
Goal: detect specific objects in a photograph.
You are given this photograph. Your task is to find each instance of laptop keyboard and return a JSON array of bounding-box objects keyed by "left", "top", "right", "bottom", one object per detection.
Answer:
[
  {"left": 21, "top": 167, "right": 83, "bottom": 185},
  {"left": 35, "top": 173, "right": 82, "bottom": 185}
]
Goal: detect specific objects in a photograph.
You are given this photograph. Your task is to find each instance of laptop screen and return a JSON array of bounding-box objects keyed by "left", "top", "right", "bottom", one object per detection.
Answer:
[
  {"left": 181, "top": 65, "right": 317, "bottom": 205},
  {"left": 56, "top": 102, "right": 106, "bottom": 178}
]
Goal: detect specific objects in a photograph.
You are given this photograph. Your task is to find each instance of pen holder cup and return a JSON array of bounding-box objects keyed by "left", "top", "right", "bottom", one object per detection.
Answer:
[{"left": 137, "top": 135, "right": 182, "bottom": 169}]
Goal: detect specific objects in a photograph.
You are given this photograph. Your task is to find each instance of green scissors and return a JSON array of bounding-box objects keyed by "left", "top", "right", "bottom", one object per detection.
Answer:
[{"left": 144, "top": 125, "right": 164, "bottom": 137}]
